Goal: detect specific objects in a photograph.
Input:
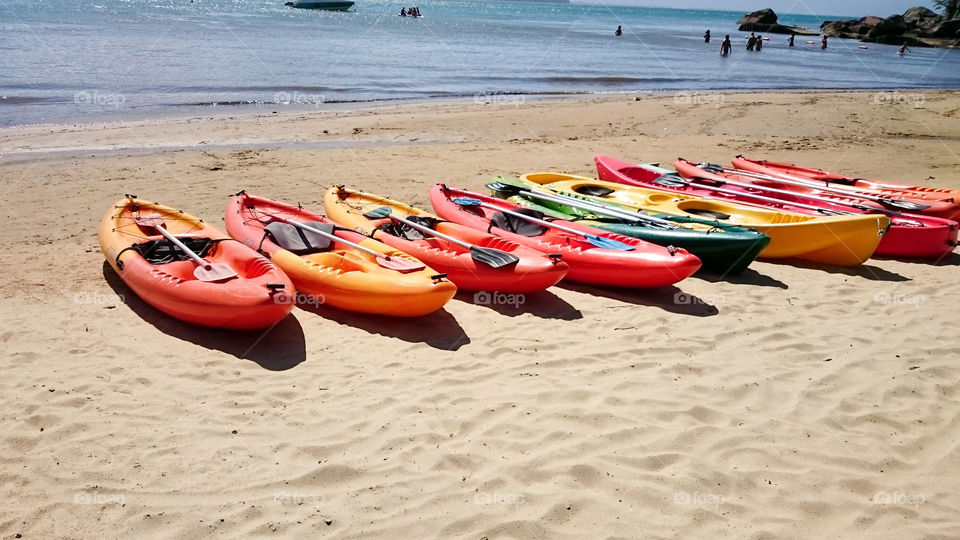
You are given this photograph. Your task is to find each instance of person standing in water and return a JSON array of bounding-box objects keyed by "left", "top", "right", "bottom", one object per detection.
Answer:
[
  {"left": 898, "top": 43, "right": 909, "bottom": 56},
  {"left": 788, "top": 33, "right": 795, "bottom": 47},
  {"left": 721, "top": 35, "right": 732, "bottom": 57},
  {"left": 615, "top": 25, "right": 622, "bottom": 36},
  {"left": 756, "top": 35, "right": 763, "bottom": 51},
  {"left": 821, "top": 35, "right": 828, "bottom": 49},
  {"left": 746, "top": 33, "right": 757, "bottom": 51},
  {"left": 704, "top": 29, "right": 711, "bottom": 43}
]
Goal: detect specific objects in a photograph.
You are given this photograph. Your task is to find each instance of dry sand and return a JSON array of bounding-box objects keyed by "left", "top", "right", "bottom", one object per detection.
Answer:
[{"left": 1, "top": 91, "right": 959, "bottom": 538}]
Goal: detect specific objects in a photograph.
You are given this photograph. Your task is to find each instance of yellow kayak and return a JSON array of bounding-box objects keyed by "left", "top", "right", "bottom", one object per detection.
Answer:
[{"left": 520, "top": 172, "right": 890, "bottom": 266}]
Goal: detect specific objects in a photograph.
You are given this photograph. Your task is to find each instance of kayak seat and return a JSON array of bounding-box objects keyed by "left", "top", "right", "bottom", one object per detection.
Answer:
[
  {"left": 130, "top": 237, "right": 216, "bottom": 265},
  {"left": 574, "top": 185, "right": 616, "bottom": 198},
  {"left": 377, "top": 215, "right": 442, "bottom": 241},
  {"left": 489, "top": 208, "right": 547, "bottom": 237},
  {"left": 265, "top": 221, "right": 335, "bottom": 255}
]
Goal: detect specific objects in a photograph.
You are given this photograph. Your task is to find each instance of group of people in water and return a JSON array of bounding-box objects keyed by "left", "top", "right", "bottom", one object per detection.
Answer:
[
  {"left": 399, "top": 6, "right": 421, "bottom": 17},
  {"left": 718, "top": 31, "right": 824, "bottom": 56},
  {"left": 616, "top": 25, "right": 910, "bottom": 57}
]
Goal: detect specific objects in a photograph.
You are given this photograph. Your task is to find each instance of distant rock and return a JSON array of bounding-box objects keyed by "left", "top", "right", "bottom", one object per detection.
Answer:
[
  {"left": 738, "top": 8, "right": 778, "bottom": 26},
  {"left": 903, "top": 6, "right": 941, "bottom": 30},
  {"left": 820, "top": 7, "right": 960, "bottom": 48},
  {"left": 737, "top": 8, "right": 818, "bottom": 35}
]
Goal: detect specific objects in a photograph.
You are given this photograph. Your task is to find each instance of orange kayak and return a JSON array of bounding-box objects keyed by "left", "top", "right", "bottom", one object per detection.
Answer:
[
  {"left": 226, "top": 192, "right": 457, "bottom": 317},
  {"left": 732, "top": 155, "right": 960, "bottom": 222},
  {"left": 323, "top": 186, "right": 570, "bottom": 293},
  {"left": 99, "top": 196, "right": 294, "bottom": 330}
]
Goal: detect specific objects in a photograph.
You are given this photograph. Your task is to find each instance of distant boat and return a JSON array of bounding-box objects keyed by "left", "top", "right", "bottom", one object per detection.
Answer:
[{"left": 285, "top": 0, "right": 355, "bottom": 11}]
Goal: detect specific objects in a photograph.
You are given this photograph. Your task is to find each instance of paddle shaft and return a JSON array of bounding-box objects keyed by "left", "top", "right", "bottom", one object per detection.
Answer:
[
  {"left": 259, "top": 210, "right": 395, "bottom": 261},
  {"left": 385, "top": 213, "right": 475, "bottom": 250},
  {"left": 465, "top": 198, "right": 624, "bottom": 240},
  {"left": 508, "top": 184, "right": 679, "bottom": 228},
  {"left": 684, "top": 169, "right": 889, "bottom": 214},
  {"left": 716, "top": 164, "right": 921, "bottom": 206},
  {"left": 149, "top": 222, "right": 212, "bottom": 269},
  {"left": 665, "top": 175, "right": 852, "bottom": 216}
]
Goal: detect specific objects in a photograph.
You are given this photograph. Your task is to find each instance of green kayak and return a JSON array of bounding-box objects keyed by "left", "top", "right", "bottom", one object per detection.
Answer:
[{"left": 489, "top": 175, "right": 771, "bottom": 275}]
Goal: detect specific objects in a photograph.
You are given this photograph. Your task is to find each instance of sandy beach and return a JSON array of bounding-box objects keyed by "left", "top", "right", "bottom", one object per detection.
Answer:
[{"left": 1, "top": 91, "right": 959, "bottom": 538}]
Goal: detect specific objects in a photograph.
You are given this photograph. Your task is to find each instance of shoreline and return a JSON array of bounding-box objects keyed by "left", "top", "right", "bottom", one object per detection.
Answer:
[{"left": 4, "top": 87, "right": 960, "bottom": 133}]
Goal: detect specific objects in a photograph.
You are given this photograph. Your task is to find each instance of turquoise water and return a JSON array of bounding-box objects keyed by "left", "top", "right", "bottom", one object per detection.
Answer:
[{"left": 2, "top": 0, "right": 959, "bottom": 126}]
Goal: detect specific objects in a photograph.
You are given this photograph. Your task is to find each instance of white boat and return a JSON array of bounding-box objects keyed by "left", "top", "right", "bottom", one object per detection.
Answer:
[{"left": 285, "top": 0, "right": 355, "bottom": 11}]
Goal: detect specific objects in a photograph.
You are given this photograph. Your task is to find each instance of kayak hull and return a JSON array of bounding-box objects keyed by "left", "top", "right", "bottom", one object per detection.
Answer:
[
  {"left": 225, "top": 193, "right": 456, "bottom": 317},
  {"left": 670, "top": 159, "right": 958, "bottom": 260},
  {"left": 594, "top": 155, "right": 889, "bottom": 266},
  {"left": 99, "top": 197, "right": 295, "bottom": 330},
  {"left": 732, "top": 156, "right": 960, "bottom": 222},
  {"left": 323, "top": 186, "right": 569, "bottom": 293},
  {"left": 492, "top": 174, "right": 771, "bottom": 275},
  {"left": 430, "top": 185, "right": 702, "bottom": 288}
]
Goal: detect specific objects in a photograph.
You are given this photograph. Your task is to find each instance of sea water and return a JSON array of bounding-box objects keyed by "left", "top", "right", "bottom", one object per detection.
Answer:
[{"left": 2, "top": 0, "right": 959, "bottom": 126}]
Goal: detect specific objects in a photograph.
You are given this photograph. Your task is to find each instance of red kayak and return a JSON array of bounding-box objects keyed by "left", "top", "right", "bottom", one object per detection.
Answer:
[
  {"left": 429, "top": 184, "right": 701, "bottom": 288},
  {"left": 607, "top": 156, "right": 957, "bottom": 260},
  {"left": 732, "top": 155, "right": 960, "bottom": 222}
]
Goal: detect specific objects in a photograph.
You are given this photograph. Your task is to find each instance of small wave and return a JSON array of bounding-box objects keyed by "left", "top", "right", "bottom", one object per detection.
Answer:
[
  {"left": 0, "top": 96, "right": 59, "bottom": 105},
  {"left": 540, "top": 76, "right": 680, "bottom": 85}
]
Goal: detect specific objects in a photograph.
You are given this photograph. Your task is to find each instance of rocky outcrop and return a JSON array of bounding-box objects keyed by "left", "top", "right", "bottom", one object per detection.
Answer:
[
  {"left": 738, "top": 8, "right": 778, "bottom": 26},
  {"left": 737, "top": 8, "right": 818, "bottom": 35},
  {"left": 820, "top": 6, "right": 960, "bottom": 47},
  {"left": 903, "top": 6, "right": 940, "bottom": 30}
]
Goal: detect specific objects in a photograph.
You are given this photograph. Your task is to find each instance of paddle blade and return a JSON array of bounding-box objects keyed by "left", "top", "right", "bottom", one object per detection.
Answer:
[
  {"left": 376, "top": 255, "right": 426, "bottom": 273},
  {"left": 486, "top": 182, "right": 523, "bottom": 196},
  {"left": 134, "top": 213, "right": 166, "bottom": 228},
  {"left": 450, "top": 197, "right": 483, "bottom": 207},
  {"left": 877, "top": 198, "right": 930, "bottom": 211},
  {"left": 193, "top": 263, "right": 238, "bottom": 282},
  {"left": 363, "top": 206, "right": 393, "bottom": 219},
  {"left": 469, "top": 246, "right": 520, "bottom": 268},
  {"left": 584, "top": 234, "right": 635, "bottom": 251}
]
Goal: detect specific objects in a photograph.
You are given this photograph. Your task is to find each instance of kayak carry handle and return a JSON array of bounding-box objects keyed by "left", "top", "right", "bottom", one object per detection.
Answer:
[{"left": 266, "top": 283, "right": 286, "bottom": 290}]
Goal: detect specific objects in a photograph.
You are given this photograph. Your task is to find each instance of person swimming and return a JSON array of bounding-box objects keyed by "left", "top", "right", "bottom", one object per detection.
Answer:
[
  {"left": 898, "top": 43, "right": 909, "bottom": 56},
  {"left": 721, "top": 35, "right": 732, "bottom": 57}
]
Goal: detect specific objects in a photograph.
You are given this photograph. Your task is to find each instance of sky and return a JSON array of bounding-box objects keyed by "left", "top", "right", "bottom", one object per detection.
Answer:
[{"left": 579, "top": 1, "right": 940, "bottom": 18}]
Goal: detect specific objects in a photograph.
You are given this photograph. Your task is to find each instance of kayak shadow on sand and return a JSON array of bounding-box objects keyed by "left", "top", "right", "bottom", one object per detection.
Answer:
[
  {"left": 875, "top": 251, "right": 960, "bottom": 267},
  {"left": 102, "top": 263, "right": 307, "bottom": 370},
  {"left": 763, "top": 259, "right": 909, "bottom": 282},
  {"left": 297, "top": 303, "right": 470, "bottom": 351},
  {"left": 694, "top": 267, "right": 788, "bottom": 289},
  {"left": 557, "top": 282, "right": 720, "bottom": 317},
  {"left": 453, "top": 289, "right": 583, "bottom": 320}
]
